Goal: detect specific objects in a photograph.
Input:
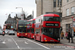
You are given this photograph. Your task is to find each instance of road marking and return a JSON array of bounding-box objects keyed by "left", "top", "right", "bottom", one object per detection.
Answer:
[
  {"left": 2, "top": 41, "right": 5, "bottom": 44},
  {"left": 8, "top": 36, "right": 20, "bottom": 49},
  {"left": 25, "top": 41, "right": 28, "bottom": 44},
  {"left": 0, "top": 48, "right": 44, "bottom": 49},
  {"left": 26, "top": 39, "right": 50, "bottom": 50},
  {"left": 2, "top": 39, "right": 6, "bottom": 44}
]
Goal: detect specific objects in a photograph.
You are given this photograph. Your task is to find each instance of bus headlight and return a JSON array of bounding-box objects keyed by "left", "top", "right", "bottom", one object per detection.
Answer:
[
  {"left": 44, "top": 38, "right": 46, "bottom": 40},
  {"left": 25, "top": 33, "right": 27, "bottom": 35},
  {"left": 17, "top": 33, "right": 19, "bottom": 35}
]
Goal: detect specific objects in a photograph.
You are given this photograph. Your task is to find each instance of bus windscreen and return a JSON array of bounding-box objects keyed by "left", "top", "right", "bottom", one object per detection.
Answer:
[{"left": 42, "top": 28, "right": 60, "bottom": 39}]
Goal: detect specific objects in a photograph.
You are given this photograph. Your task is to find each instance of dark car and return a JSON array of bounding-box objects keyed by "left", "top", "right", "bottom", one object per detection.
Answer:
[
  {"left": 0, "top": 29, "right": 5, "bottom": 36},
  {"left": 8, "top": 30, "right": 15, "bottom": 35}
]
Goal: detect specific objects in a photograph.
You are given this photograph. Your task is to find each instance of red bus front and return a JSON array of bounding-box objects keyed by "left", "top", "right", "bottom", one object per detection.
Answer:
[
  {"left": 34, "top": 14, "right": 60, "bottom": 42},
  {"left": 17, "top": 20, "right": 27, "bottom": 37}
]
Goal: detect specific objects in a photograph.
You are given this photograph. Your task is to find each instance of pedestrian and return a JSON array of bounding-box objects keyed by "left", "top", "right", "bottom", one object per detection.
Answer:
[
  {"left": 65, "top": 32, "right": 68, "bottom": 39},
  {"left": 61, "top": 31, "right": 64, "bottom": 39},
  {"left": 68, "top": 31, "right": 73, "bottom": 43},
  {"left": 3, "top": 31, "right": 5, "bottom": 36}
]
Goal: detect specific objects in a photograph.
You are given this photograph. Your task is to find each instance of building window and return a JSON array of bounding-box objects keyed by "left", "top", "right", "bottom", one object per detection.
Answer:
[
  {"left": 58, "top": 0, "right": 62, "bottom": 7},
  {"left": 71, "top": 7, "right": 75, "bottom": 15},
  {"left": 67, "top": 0, "right": 69, "bottom": 2},
  {"left": 53, "top": 0, "right": 56, "bottom": 7},
  {"left": 66, "top": 9, "right": 69, "bottom": 16}
]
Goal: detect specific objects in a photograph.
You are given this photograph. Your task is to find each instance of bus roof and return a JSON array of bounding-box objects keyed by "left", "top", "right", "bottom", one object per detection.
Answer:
[
  {"left": 27, "top": 18, "right": 35, "bottom": 21},
  {"left": 18, "top": 20, "right": 27, "bottom": 24},
  {"left": 44, "top": 14, "right": 59, "bottom": 17},
  {"left": 35, "top": 14, "right": 60, "bottom": 19}
]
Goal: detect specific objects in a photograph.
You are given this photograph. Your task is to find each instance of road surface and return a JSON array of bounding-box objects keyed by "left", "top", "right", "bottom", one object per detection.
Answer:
[{"left": 0, "top": 34, "right": 75, "bottom": 50}]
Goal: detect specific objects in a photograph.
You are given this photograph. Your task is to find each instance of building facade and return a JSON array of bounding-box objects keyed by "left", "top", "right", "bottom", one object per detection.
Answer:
[
  {"left": 5, "top": 14, "right": 21, "bottom": 30},
  {"left": 35, "top": 0, "right": 62, "bottom": 17},
  {"left": 61, "top": 0, "right": 75, "bottom": 37}
]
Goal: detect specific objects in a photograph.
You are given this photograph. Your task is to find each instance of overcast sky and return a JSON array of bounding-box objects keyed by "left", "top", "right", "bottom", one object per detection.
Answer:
[{"left": 0, "top": 0, "right": 36, "bottom": 28}]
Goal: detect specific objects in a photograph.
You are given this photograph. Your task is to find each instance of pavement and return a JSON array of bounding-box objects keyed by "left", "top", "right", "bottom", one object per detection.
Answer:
[{"left": 60, "top": 37, "right": 75, "bottom": 47}]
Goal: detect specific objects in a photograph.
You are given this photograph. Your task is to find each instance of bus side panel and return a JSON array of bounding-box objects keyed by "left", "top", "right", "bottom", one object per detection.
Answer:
[{"left": 27, "top": 33, "right": 31, "bottom": 38}]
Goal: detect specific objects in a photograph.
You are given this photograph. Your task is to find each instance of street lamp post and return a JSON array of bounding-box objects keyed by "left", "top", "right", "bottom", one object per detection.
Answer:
[
  {"left": 16, "top": 7, "right": 23, "bottom": 13},
  {"left": 16, "top": 7, "right": 24, "bottom": 20},
  {"left": 71, "top": 16, "right": 74, "bottom": 43}
]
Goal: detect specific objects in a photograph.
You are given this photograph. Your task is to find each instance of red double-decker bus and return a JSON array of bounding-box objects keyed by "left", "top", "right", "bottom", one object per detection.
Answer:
[
  {"left": 26, "top": 20, "right": 32, "bottom": 38},
  {"left": 26, "top": 19, "right": 35, "bottom": 39},
  {"left": 34, "top": 14, "right": 60, "bottom": 42},
  {"left": 17, "top": 20, "right": 27, "bottom": 37},
  {"left": 30, "top": 19, "right": 35, "bottom": 39},
  {"left": 3, "top": 24, "right": 11, "bottom": 31}
]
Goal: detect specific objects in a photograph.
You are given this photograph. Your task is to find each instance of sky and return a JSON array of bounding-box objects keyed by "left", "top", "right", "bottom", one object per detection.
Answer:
[{"left": 0, "top": 0, "right": 36, "bottom": 28}]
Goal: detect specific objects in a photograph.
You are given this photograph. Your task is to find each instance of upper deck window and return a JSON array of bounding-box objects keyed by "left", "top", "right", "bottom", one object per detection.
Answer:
[
  {"left": 27, "top": 21, "right": 31, "bottom": 24},
  {"left": 44, "top": 17, "right": 60, "bottom": 21},
  {"left": 32, "top": 20, "right": 35, "bottom": 23},
  {"left": 18, "top": 20, "right": 27, "bottom": 24}
]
